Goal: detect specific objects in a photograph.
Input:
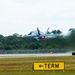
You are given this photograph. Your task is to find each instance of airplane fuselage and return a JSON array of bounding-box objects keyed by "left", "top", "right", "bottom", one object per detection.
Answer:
[{"left": 24, "top": 28, "right": 63, "bottom": 40}]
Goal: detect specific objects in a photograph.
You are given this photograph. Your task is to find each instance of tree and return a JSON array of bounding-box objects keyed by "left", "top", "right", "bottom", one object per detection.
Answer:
[
  {"left": 29, "top": 43, "right": 36, "bottom": 50},
  {"left": 0, "top": 35, "right": 4, "bottom": 42},
  {"left": 51, "top": 30, "right": 57, "bottom": 34},
  {"left": 57, "top": 30, "right": 62, "bottom": 34},
  {"left": 51, "top": 30, "right": 62, "bottom": 34},
  {"left": 69, "top": 28, "right": 75, "bottom": 32}
]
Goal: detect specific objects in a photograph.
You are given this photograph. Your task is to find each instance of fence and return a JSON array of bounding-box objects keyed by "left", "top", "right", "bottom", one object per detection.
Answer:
[{"left": 0, "top": 49, "right": 66, "bottom": 54}]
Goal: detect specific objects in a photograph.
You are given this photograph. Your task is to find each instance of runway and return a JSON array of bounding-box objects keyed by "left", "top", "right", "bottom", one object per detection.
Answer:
[{"left": 0, "top": 53, "right": 72, "bottom": 58}]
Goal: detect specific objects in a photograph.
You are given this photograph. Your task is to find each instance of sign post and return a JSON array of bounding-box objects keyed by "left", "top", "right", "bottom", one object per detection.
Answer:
[{"left": 33, "top": 62, "right": 64, "bottom": 71}]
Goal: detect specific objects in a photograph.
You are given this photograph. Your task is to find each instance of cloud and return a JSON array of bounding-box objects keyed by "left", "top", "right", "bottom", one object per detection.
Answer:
[{"left": 0, "top": 0, "right": 75, "bottom": 35}]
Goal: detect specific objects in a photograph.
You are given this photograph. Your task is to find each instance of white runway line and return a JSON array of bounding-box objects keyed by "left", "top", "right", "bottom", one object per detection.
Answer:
[{"left": 0, "top": 53, "right": 72, "bottom": 58}]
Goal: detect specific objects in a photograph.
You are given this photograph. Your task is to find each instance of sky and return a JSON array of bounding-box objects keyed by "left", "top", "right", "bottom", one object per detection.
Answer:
[{"left": 0, "top": 0, "right": 75, "bottom": 36}]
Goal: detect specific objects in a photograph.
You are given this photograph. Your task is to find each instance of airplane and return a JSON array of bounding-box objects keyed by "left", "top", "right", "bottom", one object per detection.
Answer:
[{"left": 24, "top": 28, "right": 63, "bottom": 40}]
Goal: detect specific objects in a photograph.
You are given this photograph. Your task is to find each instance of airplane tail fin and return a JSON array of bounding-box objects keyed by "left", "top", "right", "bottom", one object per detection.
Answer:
[
  {"left": 37, "top": 28, "right": 41, "bottom": 35},
  {"left": 45, "top": 27, "right": 50, "bottom": 34}
]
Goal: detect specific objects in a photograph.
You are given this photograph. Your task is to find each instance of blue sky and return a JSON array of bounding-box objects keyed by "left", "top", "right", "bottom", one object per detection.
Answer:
[{"left": 0, "top": 0, "right": 75, "bottom": 36}]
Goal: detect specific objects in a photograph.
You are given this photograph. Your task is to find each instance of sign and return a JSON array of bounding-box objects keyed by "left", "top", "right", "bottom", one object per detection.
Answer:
[{"left": 33, "top": 62, "right": 64, "bottom": 70}]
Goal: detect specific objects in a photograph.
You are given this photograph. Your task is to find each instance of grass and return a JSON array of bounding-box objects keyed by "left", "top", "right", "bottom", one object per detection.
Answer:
[{"left": 0, "top": 56, "right": 75, "bottom": 75}]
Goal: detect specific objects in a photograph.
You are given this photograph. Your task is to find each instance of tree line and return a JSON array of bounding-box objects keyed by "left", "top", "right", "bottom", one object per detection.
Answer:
[{"left": 0, "top": 28, "right": 75, "bottom": 50}]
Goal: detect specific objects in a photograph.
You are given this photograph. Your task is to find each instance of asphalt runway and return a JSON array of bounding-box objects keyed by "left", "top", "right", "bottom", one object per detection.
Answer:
[{"left": 0, "top": 53, "right": 72, "bottom": 58}]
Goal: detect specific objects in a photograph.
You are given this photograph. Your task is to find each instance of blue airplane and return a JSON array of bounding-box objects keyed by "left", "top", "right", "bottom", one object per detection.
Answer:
[{"left": 24, "top": 28, "right": 62, "bottom": 40}]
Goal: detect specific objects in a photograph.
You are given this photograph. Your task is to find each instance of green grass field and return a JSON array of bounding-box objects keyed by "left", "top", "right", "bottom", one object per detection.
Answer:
[{"left": 0, "top": 56, "right": 75, "bottom": 75}]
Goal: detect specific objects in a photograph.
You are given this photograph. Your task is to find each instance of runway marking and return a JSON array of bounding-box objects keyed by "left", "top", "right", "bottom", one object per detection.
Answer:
[{"left": 0, "top": 53, "right": 72, "bottom": 58}]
